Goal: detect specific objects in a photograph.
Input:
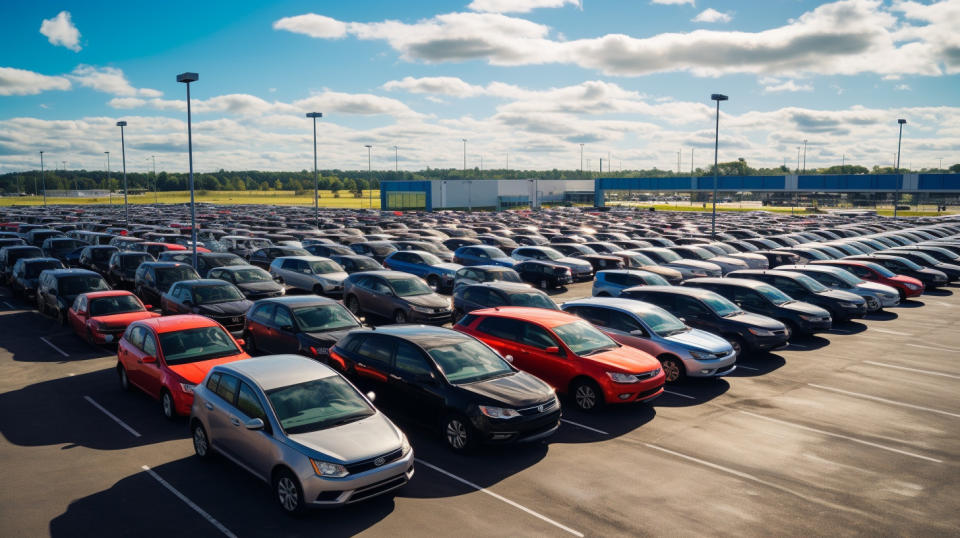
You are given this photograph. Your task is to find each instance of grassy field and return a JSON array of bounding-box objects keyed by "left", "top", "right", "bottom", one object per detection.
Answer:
[{"left": 0, "top": 190, "right": 382, "bottom": 208}]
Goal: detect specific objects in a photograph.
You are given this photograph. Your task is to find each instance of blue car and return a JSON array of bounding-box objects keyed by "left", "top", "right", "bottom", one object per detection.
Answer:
[
  {"left": 452, "top": 245, "right": 515, "bottom": 267},
  {"left": 383, "top": 250, "right": 463, "bottom": 291}
]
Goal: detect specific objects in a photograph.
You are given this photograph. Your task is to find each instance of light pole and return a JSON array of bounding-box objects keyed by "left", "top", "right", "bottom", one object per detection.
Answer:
[
  {"left": 39, "top": 151, "right": 46, "bottom": 206},
  {"left": 104, "top": 151, "right": 110, "bottom": 204},
  {"left": 177, "top": 72, "right": 199, "bottom": 270},
  {"left": 462, "top": 139, "right": 467, "bottom": 176},
  {"left": 364, "top": 145, "right": 373, "bottom": 209},
  {"left": 117, "top": 121, "right": 129, "bottom": 226},
  {"left": 802, "top": 139, "right": 807, "bottom": 173},
  {"left": 895, "top": 118, "right": 906, "bottom": 219},
  {"left": 306, "top": 112, "right": 322, "bottom": 229},
  {"left": 579, "top": 143, "right": 584, "bottom": 175},
  {"left": 796, "top": 147, "right": 801, "bottom": 174},
  {"left": 841, "top": 153, "right": 845, "bottom": 174},
  {"left": 394, "top": 145, "right": 398, "bottom": 172},
  {"left": 710, "top": 93, "right": 728, "bottom": 239},
  {"left": 148, "top": 155, "right": 158, "bottom": 204}
]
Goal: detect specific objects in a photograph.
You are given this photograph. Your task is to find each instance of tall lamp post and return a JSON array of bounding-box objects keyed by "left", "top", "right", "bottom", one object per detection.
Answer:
[
  {"left": 148, "top": 155, "right": 158, "bottom": 204},
  {"left": 364, "top": 145, "right": 373, "bottom": 209},
  {"left": 394, "top": 145, "right": 399, "bottom": 172},
  {"left": 116, "top": 121, "right": 129, "bottom": 226},
  {"left": 802, "top": 139, "right": 807, "bottom": 173},
  {"left": 104, "top": 151, "right": 110, "bottom": 204},
  {"left": 710, "top": 93, "right": 728, "bottom": 239},
  {"left": 895, "top": 118, "right": 907, "bottom": 219},
  {"left": 579, "top": 143, "right": 584, "bottom": 176},
  {"left": 39, "top": 151, "right": 46, "bottom": 206},
  {"left": 177, "top": 72, "right": 199, "bottom": 270},
  {"left": 306, "top": 112, "right": 322, "bottom": 229}
]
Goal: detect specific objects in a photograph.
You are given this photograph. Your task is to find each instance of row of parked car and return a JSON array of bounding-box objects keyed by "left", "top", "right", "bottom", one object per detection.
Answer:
[{"left": 3, "top": 204, "right": 959, "bottom": 513}]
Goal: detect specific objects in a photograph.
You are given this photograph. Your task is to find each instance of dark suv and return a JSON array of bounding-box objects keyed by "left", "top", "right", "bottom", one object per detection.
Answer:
[
  {"left": 37, "top": 268, "right": 111, "bottom": 324},
  {"left": 726, "top": 269, "right": 867, "bottom": 322},
  {"left": 10, "top": 257, "right": 65, "bottom": 298},
  {"left": 452, "top": 282, "right": 557, "bottom": 322},
  {"left": 342, "top": 271, "right": 452, "bottom": 325},
  {"left": 243, "top": 296, "right": 363, "bottom": 360},
  {"left": 134, "top": 262, "right": 201, "bottom": 306},
  {"left": 106, "top": 252, "right": 156, "bottom": 289},
  {"left": 330, "top": 326, "right": 560, "bottom": 452},
  {"left": 0, "top": 245, "right": 43, "bottom": 283}
]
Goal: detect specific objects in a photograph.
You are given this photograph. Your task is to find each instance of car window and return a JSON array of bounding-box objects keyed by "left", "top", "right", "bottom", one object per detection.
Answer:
[
  {"left": 127, "top": 326, "right": 146, "bottom": 350},
  {"left": 281, "top": 259, "right": 298, "bottom": 270},
  {"left": 206, "top": 372, "right": 221, "bottom": 392},
  {"left": 215, "top": 374, "right": 240, "bottom": 404},
  {"left": 520, "top": 322, "right": 558, "bottom": 349},
  {"left": 394, "top": 341, "right": 432, "bottom": 376},
  {"left": 249, "top": 303, "right": 275, "bottom": 324},
  {"left": 674, "top": 296, "right": 710, "bottom": 317},
  {"left": 606, "top": 311, "right": 642, "bottom": 333},
  {"left": 274, "top": 306, "right": 293, "bottom": 328},
  {"left": 236, "top": 382, "right": 267, "bottom": 422},
  {"left": 571, "top": 305, "right": 608, "bottom": 326},
  {"left": 475, "top": 316, "right": 521, "bottom": 341},
  {"left": 142, "top": 332, "right": 158, "bottom": 356},
  {"left": 355, "top": 334, "right": 394, "bottom": 366},
  {"left": 371, "top": 279, "right": 392, "bottom": 294},
  {"left": 773, "top": 277, "right": 806, "bottom": 296}
]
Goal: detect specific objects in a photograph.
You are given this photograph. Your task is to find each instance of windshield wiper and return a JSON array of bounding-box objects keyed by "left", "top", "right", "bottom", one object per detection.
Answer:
[
  {"left": 330, "top": 413, "right": 373, "bottom": 427},
  {"left": 581, "top": 345, "right": 616, "bottom": 356}
]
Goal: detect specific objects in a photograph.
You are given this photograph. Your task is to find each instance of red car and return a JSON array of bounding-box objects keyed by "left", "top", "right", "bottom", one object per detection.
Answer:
[
  {"left": 68, "top": 290, "right": 160, "bottom": 344},
  {"left": 137, "top": 242, "right": 211, "bottom": 259},
  {"left": 455, "top": 307, "right": 665, "bottom": 411},
  {"left": 117, "top": 315, "right": 250, "bottom": 418},
  {"left": 809, "top": 259, "right": 924, "bottom": 299}
]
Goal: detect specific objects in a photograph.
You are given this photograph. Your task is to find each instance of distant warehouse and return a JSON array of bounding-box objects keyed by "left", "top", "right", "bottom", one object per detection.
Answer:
[{"left": 381, "top": 179, "right": 594, "bottom": 211}]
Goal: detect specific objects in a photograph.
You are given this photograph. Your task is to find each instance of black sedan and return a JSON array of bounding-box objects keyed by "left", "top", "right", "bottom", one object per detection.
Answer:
[
  {"left": 206, "top": 265, "right": 285, "bottom": 300},
  {"left": 243, "top": 296, "right": 363, "bottom": 361},
  {"left": 514, "top": 260, "right": 573, "bottom": 289},
  {"left": 159, "top": 279, "right": 253, "bottom": 336}
]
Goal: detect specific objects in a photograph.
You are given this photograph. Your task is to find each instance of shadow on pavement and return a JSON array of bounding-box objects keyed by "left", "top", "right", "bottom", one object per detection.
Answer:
[
  {"left": 726, "top": 354, "right": 787, "bottom": 378},
  {"left": 924, "top": 288, "right": 953, "bottom": 297},
  {"left": 827, "top": 320, "right": 867, "bottom": 335},
  {"left": 865, "top": 310, "right": 899, "bottom": 321},
  {"left": 652, "top": 378, "right": 731, "bottom": 408}
]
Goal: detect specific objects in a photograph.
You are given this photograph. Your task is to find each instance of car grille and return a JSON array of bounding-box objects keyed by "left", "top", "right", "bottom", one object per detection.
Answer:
[
  {"left": 517, "top": 398, "right": 559, "bottom": 416},
  {"left": 772, "top": 329, "right": 788, "bottom": 336},
  {"left": 636, "top": 385, "right": 664, "bottom": 400},
  {"left": 345, "top": 448, "right": 403, "bottom": 474},
  {"left": 212, "top": 315, "right": 244, "bottom": 331},
  {"left": 347, "top": 474, "right": 408, "bottom": 503},
  {"left": 632, "top": 368, "right": 662, "bottom": 381}
]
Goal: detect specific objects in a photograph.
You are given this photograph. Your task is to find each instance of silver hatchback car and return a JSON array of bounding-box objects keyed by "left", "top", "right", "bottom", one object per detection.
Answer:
[{"left": 190, "top": 355, "right": 414, "bottom": 513}]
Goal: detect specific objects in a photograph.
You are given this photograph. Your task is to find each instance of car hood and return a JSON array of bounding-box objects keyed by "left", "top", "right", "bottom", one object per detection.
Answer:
[
  {"left": 91, "top": 311, "right": 161, "bottom": 328},
  {"left": 780, "top": 301, "right": 831, "bottom": 317},
  {"left": 584, "top": 345, "right": 661, "bottom": 373},
  {"left": 818, "top": 289, "right": 864, "bottom": 303},
  {"left": 237, "top": 280, "right": 282, "bottom": 293},
  {"left": 890, "top": 275, "right": 924, "bottom": 287},
  {"left": 935, "top": 262, "right": 960, "bottom": 272},
  {"left": 727, "top": 253, "right": 769, "bottom": 268},
  {"left": 857, "top": 281, "right": 899, "bottom": 297},
  {"left": 491, "top": 257, "right": 516, "bottom": 266},
  {"left": 196, "top": 300, "right": 254, "bottom": 315},
  {"left": 288, "top": 412, "right": 403, "bottom": 463},
  {"left": 459, "top": 371, "right": 555, "bottom": 407},
  {"left": 434, "top": 263, "right": 463, "bottom": 273},
  {"left": 664, "top": 328, "right": 733, "bottom": 353},
  {"left": 669, "top": 259, "right": 722, "bottom": 272},
  {"left": 303, "top": 327, "right": 359, "bottom": 344},
  {"left": 317, "top": 271, "right": 349, "bottom": 283},
  {"left": 727, "top": 311, "right": 785, "bottom": 330},
  {"left": 555, "top": 257, "right": 593, "bottom": 270},
  {"left": 918, "top": 267, "right": 949, "bottom": 279},
  {"left": 404, "top": 293, "right": 450, "bottom": 308},
  {"left": 167, "top": 353, "right": 249, "bottom": 384},
  {"left": 712, "top": 256, "right": 749, "bottom": 268},
  {"left": 638, "top": 265, "right": 684, "bottom": 283}
]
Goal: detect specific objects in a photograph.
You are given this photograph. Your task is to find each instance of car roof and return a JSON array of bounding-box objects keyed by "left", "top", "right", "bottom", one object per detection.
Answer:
[
  {"left": 468, "top": 265, "right": 515, "bottom": 271},
  {"left": 466, "top": 282, "right": 536, "bottom": 293},
  {"left": 729, "top": 269, "right": 806, "bottom": 279},
  {"left": 351, "top": 325, "right": 474, "bottom": 350},
  {"left": 622, "top": 284, "right": 713, "bottom": 297},
  {"left": 349, "top": 270, "right": 416, "bottom": 279},
  {"left": 470, "top": 306, "right": 578, "bottom": 328},
  {"left": 133, "top": 314, "right": 221, "bottom": 333},
  {"left": 776, "top": 264, "right": 844, "bottom": 275},
  {"left": 215, "top": 355, "right": 338, "bottom": 391},
  {"left": 255, "top": 295, "right": 339, "bottom": 307},
  {"left": 562, "top": 296, "right": 667, "bottom": 315},
  {"left": 685, "top": 277, "right": 769, "bottom": 288},
  {"left": 80, "top": 290, "right": 136, "bottom": 300},
  {"left": 43, "top": 268, "right": 101, "bottom": 277},
  {"left": 142, "top": 262, "right": 188, "bottom": 268},
  {"left": 177, "top": 279, "right": 232, "bottom": 288},
  {"left": 598, "top": 269, "right": 657, "bottom": 277},
  {"left": 273, "top": 255, "right": 330, "bottom": 262}
]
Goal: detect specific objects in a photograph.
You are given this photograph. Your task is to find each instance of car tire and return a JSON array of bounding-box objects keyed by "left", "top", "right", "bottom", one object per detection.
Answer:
[
  {"left": 192, "top": 421, "right": 213, "bottom": 460},
  {"left": 596, "top": 291, "right": 610, "bottom": 297},
  {"left": 571, "top": 378, "right": 604, "bottom": 412},
  {"left": 273, "top": 468, "right": 305, "bottom": 515},
  {"left": 727, "top": 335, "right": 746, "bottom": 357},
  {"left": 394, "top": 310, "right": 407, "bottom": 324},
  {"left": 427, "top": 275, "right": 440, "bottom": 291},
  {"left": 443, "top": 414, "right": 475, "bottom": 452},
  {"left": 36, "top": 296, "right": 45, "bottom": 315},
  {"left": 85, "top": 326, "right": 96, "bottom": 344},
  {"left": 117, "top": 363, "right": 131, "bottom": 391},
  {"left": 161, "top": 390, "right": 176, "bottom": 420},
  {"left": 658, "top": 355, "right": 685, "bottom": 383},
  {"left": 312, "top": 284, "right": 324, "bottom": 296},
  {"left": 345, "top": 295, "right": 361, "bottom": 316}
]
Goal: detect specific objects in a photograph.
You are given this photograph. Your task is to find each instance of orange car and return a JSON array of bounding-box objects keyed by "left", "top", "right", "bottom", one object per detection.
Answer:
[
  {"left": 455, "top": 307, "right": 665, "bottom": 411},
  {"left": 68, "top": 290, "right": 160, "bottom": 344},
  {"left": 117, "top": 315, "right": 249, "bottom": 418}
]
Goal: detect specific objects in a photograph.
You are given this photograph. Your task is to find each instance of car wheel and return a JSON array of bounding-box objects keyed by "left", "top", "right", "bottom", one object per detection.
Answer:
[
  {"left": 443, "top": 414, "right": 474, "bottom": 452},
  {"left": 571, "top": 378, "right": 604, "bottom": 412},
  {"left": 117, "top": 363, "right": 131, "bottom": 391},
  {"left": 781, "top": 320, "right": 798, "bottom": 339},
  {"left": 596, "top": 291, "right": 610, "bottom": 297},
  {"left": 394, "top": 310, "right": 408, "bottom": 324},
  {"left": 312, "top": 284, "right": 324, "bottom": 296},
  {"left": 161, "top": 390, "right": 176, "bottom": 420},
  {"left": 36, "top": 296, "right": 45, "bottom": 315},
  {"left": 658, "top": 355, "right": 685, "bottom": 383},
  {"left": 728, "top": 336, "right": 745, "bottom": 357},
  {"left": 273, "top": 469, "right": 305, "bottom": 515},
  {"left": 192, "top": 421, "right": 212, "bottom": 460},
  {"left": 345, "top": 295, "right": 361, "bottom": 316},
  {"left": 427, "top": 275, "right": 440, "bottom": 291}
]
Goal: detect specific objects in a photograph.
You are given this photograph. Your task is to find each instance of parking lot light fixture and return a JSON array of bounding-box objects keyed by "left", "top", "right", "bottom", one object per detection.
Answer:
[
  {"left": 895, "top": 118, "right": 906, "bottom": 219},
  {"left": 306, "top": 112, "right": 322, "bottom": 230},
  {"left": 39, "top": 151, "right": 46, "bottom": 206},
  {"left": 710, "top": 93, "right": 728, "bottom": 240},
  {"left": 177, "top": 72, "right": 199, "bottom": 269},
  {"left": 365, "top": 144, "right": 373, "bottom": 209},
  {"left": 116, "top": 121, "right": 129, "bottom": 226}
]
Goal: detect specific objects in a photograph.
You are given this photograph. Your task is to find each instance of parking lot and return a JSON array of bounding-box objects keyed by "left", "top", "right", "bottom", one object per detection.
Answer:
[{"left": 2, "top": 277, "right": 959, "bottom": 537}]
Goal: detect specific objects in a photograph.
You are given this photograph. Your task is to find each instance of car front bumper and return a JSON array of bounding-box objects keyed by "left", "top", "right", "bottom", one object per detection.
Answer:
[
  {"left": 300, "top": 451, "right": 415, "bottom": 506},
  {"left": 682, "top": 350, "right": 738, "bottom": 378}
]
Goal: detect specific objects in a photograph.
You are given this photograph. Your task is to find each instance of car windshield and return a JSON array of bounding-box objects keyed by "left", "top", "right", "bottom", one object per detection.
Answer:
[
  {"left": 755, "top": 284, "right": 793, "bottom": 305},
  {"left": 637, "top": 307, "right": 688, "bottom": 336},
  {"left": 267, "top": 376, "right": 374, "bottom": 435},
  {"left": 901, "top": 251, "right": 940, "bottom": 265},
  {"left": 685, "top": 247, "right": 715, "bottom": 260},
  {"left": 553, "top": 320, "right": 618, "bottom": 356},
  {"left": 861, "top": 262, "right": 895, "bottom": 277},
  {"left": 539, "top": 248, "right": 564, "bottom": 261},
  {"left": 388, "top": 277, "right": 433, "bottom": 297},
  {"left": 308, "top": 260, "right": 342, "bottom": 274},
  {"left": 508, "top": 292, "right": 557, "bottom": 309},
  {"left": 89, "top": 295, "right": 143, "bottom": 316},
  {"left": 232, "top": 268, "right": 272, "bottom": 283},
  {"left": 640, "top": 273, "right": 670, "bottom": 286},
  {"left": 51, "top": 240, "right": 83, "bottom": 250},
  {"left": 428, "top": 339, "right": 513, "bottom": 384},
  {"left": 25, "top": 261, "right": 62, "bottom": 278},
  {"left": 369, "top": 244, "right": 396, "bottom": 255},
  {"left": 351, "top": 258, "right": 382, "bottom": 271},
  {"left": 483, "top": 269, "right": 522, "bottom": 283},
  {"left": 293, "top": 304, "right": 360, "bottom": 332},
  {"left": 121, "top": 255, "right": 151, "bottom": 268},
  {"left": 623, "top": 252, "right": 656, "bottom": 266},
  {"left": 653, "top": 250, "right": 681, "bottom": 262},
  {"left": 192, "top": 284, "right": 245, "bottom": 304},
  {"left": 158, "top": 326, "right": 240, "bottom": 364},
  {"left": 830, "top": 270, "right": 863, "bottom": 286},
  {"left": 60, "top": 276, "right": 109, "bottom": 296},
  {"left": 418, "top": 243, "right": 447, "bottom": 255},
  {"left": 156, "top": 267, "right": 198, "bottom": 289},
  {"left": 249, "top": 239, "right": 271, "bottom": 248},
  {"left": 794, "top": 274, "right": 829, "bottom": 293},
  {"left": 208, "top": 256, "right": 246, "bottom": 268},
  {"left": 91, "top": 249, "right": 114, "bottom": 260},
  {"left": 700, "top": 293, "right": 743, "bottom": 317},
  {"left": 414, "top": 252, "right": 443, "bottom": 265}
]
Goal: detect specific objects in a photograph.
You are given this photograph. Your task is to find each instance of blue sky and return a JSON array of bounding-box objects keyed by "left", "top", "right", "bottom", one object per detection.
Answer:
[{"left": 1, "top": 0, "right": 958, "bottom": 174}]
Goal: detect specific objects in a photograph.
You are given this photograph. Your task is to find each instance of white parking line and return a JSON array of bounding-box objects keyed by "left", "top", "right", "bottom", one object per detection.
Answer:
[
  {"left": 84, "top": 396, "right": 141, "bottom": 437},
  {"left": 736, "top": 365, "right": 759, "bottom": 371},
  {"left": 738, "top": 410, "right": 942, "bottom": 464},
  {"left": 869, "top": 328, "right": 913, "bottom": 336},
  {"left": 863, "top": 360, "right": 960, "bottom": 380},
  {"left": 808, "top": 384, "right": 960, "bottom": 419},
  {"left": 663, "top": 389, "right": 696, "bottom": 399},
  {"left": 141, "top": 465, "right": 237, "bottom": 538},
  {"left": 560, "top": 419, "right": 609, "bottom": 435},
  {"left": 415, "top": 458, "right": 583, "bottom": 537},
  {"left": 40, "top": 336, "right": 69, "bottom": 357},
  {"left": 905, "top": 343, "right": 960, "bottom": 353}
]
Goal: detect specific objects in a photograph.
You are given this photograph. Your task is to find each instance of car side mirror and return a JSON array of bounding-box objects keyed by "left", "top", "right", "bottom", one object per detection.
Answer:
[
  {"left": 416, "top": 372, "right": 436, "bottom": 383},
  {"left": 504, "top": 354, "right": 514, "bottom": 363},
  {"left": 366, "top": 391, "right": 376, "bottom": 402},
  {"left": 630, "top": 329, "right": 646, "bottom": 337},
  {"left": 141, "top": 355, "right": 157, "bottom": 364},
  {"left": 235, "top": 338, "right": 246, "bottom": 348},
  {"left": 142, "top": 304, "right": 152, "bottom": 310},
  {"left": 545, "top": 346, "right": 561, "bottom": 355},
  {"left": 244, "top": 417, "right": 265, "bottom": 430}
]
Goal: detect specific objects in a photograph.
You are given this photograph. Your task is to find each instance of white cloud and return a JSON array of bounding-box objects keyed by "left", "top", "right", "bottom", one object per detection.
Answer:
[
  {"left": 0, "top": 67, "right": 72, "bottom": 96},
  {"left": 382, "top": 76, "right": 486, "bottom": 97},
  {"left": 468, "top": 0, "right": 580, "bottom": 14},
  {"left": 692, "top": 8, "right": 732, "bottom": 23},
  {"left": 651, "top": 0, "right": 695, "bottom": 5},
  {"left": 68, "top": 65, "right": 163, "bottom": 97},
  {"left": 40, "top": 11, "right": 82, "bottom": 52},
  {"left": 760, "top": 77, "right": 814, "bottom": 93},
  {"left": 894, "top": 83, "right": 911, "bottom": 90},
  {"left": 108, "top": 97, "right": 147, "bottom": 109},
  {"left": 273, "top": 14, "right": 347, "bottom": 38}
]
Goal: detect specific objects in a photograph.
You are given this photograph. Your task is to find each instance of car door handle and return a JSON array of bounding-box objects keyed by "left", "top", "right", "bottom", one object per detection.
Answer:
[
  {"left": 389, "top": 373, "right": 402, "bottom": 381},
  {"left": 231, "top": 417, "right": 241, "bottom": 426},
  {"left": 205, "top": 402, "right": 214, "bottom": 410}
]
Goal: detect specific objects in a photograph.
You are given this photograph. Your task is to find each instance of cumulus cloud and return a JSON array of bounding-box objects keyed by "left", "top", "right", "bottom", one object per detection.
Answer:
[
  {"left": 468, "top": 0, "right": 581, "bottom": 14},
  {"left": 0, "top": 67, "right": 72, "bottom": 96},
  {"left": 68, "top": 65, "right": 163, "bottom": 97},
  {"left": 274, "top": 1, "right": 954, "bottom": 78},
  {"left": 272, "top": 14, "right": 347, "bottom": 38},
  {"left": 40, "top": 11, "right": 82, "bottom": 52},
  {"left": 692, "top": 8, "right": 732, "bottom": 23},
  {"left": 651, "top": 0, "right": 696, "bottom": 5},
  {"left": 760, "top": 77, "right": 814, "bottom": 93}
]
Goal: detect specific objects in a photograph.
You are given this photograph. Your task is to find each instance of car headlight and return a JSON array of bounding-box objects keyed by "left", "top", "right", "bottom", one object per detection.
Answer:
[
  {"left": 401, "top": 435, "right": 412, "bottom": 456},
  {"left": 410, "top": 305, "right": 436, "bottom": 313},
  {"left": 689, "top": 350, "right": 715, "bottom": 360},
  {"left": 798, "top": 314, "right": 824, "bottom": 322},
  {"left": 310, "top": 459, "right": 349, "bottom": 478},
  {"left": 839, "top": 302, "right": 860, "bottom": 308},
  {"left": 179, "top": 382, "right": 196, "bottom": 394},
  {"left": 905, "top": 283, "right": 919, "bottom": 290},
  {"left": 748, "top": 328, "right": 775, "bottom": 336},
  {"left": 278, "top": 287, "right": 286, "bottom": 295},
  {"left": 478, "top": 405, "right": 521, "bottom": 419},
  {"left": 606, "top": 372, "right": 641, "bottom": 383},
  {"left": 691, "top": 270, "right": 708, "bottom": 277}
]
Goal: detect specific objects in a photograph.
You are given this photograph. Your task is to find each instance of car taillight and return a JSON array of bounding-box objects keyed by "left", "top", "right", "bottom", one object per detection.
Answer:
[{"left": 328, "top": 350, "right": 347, "bottom": 371}]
